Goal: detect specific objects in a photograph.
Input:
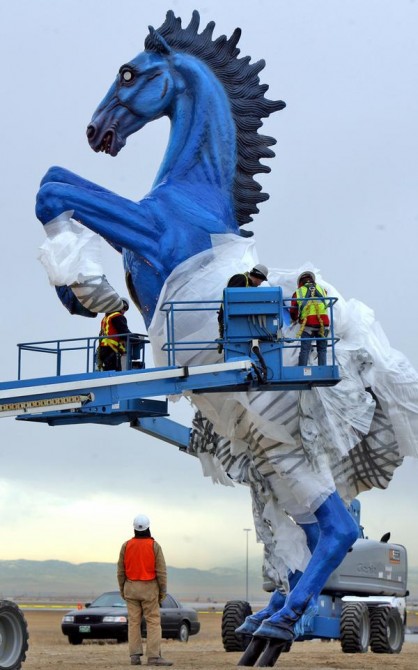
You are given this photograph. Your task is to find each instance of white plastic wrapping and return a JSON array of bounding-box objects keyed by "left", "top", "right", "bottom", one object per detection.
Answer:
[
  {"left": 40, "top": 222, "right": 418, "bottom": 583},
  {"left": 149, "top": 234, "right": 418, "bottom": 582},
  {"left": 149, "top": 234, "right": 258, "bottom": 366},
  {"left": 38, "top": 213, "right": 125, "bottom": 313},
  {"left": 38, "top": 212, "right": 104, "bottom": 285}
]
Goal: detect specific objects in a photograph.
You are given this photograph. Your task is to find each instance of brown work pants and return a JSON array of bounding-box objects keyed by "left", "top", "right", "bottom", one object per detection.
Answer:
[{"left": 124, "top": 579, "right": 162, "bottom": 659}]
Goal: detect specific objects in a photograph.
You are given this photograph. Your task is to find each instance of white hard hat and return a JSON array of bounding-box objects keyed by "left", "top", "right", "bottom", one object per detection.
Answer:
[
  {"left": 297, "top": 270, "right": 316, "bottom": 284},
  {"left": 250, "top": 264, "right": 268, "bottom": 281},
  {"left": 121, "top": 297, "right": 130, "bottom": 310},
  {"left": 133, "top": 514, "right": 150, "bottom": 531}
]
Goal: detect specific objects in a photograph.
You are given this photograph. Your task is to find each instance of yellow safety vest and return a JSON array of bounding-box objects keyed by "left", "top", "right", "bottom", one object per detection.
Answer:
[
  {"left": 296, "top": 284, "right": 328, "bottom": 321},
  {"left": 99, "top": 312, "right": 127, "bottom": 354}
]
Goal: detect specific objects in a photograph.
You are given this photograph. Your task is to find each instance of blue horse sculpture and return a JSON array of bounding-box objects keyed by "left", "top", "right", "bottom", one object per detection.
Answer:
[{"left": 35, "top": 10, "right": 376, "bottom": 652}]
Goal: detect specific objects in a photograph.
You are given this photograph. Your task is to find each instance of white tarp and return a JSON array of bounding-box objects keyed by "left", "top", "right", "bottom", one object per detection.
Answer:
[
  {"left": 38, "top": 224, "right": 418, "bottom": 582},
  {"left": 148, "top": 234, "right": 418, "bottom": 582},
  {"left": 38, "top": 213, "right": 124, "bottom": 313}
]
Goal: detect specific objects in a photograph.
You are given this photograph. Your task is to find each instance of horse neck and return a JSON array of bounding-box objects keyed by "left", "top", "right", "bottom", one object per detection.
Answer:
[{"left": 154, "top": 58, "right": 236, "bottom": 191}]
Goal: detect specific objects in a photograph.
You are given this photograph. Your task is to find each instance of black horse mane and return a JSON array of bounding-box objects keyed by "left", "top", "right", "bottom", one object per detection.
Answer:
[{"left": 145, "top": 10, "right": 286, "bottom": 231}]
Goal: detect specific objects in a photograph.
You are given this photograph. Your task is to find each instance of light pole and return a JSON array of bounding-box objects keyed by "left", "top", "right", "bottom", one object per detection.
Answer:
[{"left": 243, "top": 528, "right": 251, "bottom": 602}]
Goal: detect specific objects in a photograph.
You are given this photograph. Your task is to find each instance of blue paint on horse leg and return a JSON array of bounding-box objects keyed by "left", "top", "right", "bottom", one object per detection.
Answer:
[
  {"left": 55, "top": 286, "right": 97, "bottom": 318},
  {"left": 235, "top": 573, "right": 302, "bottom": 635},
  {"left": 254, "top": 492, "right": 358, "bottom": 641},
  {"left": 237, "top": 522, "right": 321, "bottom": 635},
  {"left": 236, "top": 523, "right": 320, "bottom": 635},
  {"left": 40, "top": 166, "right": 115, "bottom": 194},
  {"left": 300, "top": 521, "right": 320, "bottom": 554}
]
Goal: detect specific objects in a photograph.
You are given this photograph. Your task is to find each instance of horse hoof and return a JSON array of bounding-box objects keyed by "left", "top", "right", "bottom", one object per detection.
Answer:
[
  {"left": 253, "top": 620, "right": 294, "bottom": 641},
  {"left": 255, "top": 640, "right": 290, "bottom": 667},
  {"left": 237, "top": 637, "right": 268, "bottom": 666},
  {"left": 236, "top": 616, "right": 263, "bottom": 635}
]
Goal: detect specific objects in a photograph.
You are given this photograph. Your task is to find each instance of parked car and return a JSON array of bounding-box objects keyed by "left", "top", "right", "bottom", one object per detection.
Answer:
[{"left": 61, "top": 591, "right": 200, "bottom": 645}]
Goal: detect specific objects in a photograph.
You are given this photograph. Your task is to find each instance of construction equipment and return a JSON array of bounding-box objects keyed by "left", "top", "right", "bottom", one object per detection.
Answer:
[
  {"left": 0, "top": 288, "right": 340, "bottom": 428},
  {"left": 0, "top": 288, "right": 406, "bottom": 666},
  {"left": 222, "top": 500, "right": 407, "bottom": 659},
  {"left": 0, "top": 601, "right": 29, "bottom": 670}
]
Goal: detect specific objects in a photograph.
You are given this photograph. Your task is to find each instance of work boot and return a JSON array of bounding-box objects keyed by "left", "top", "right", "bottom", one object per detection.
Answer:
[
  {"left": 130, "top": 654, "right": 142, "bottom": 665},
  {"left": 147, "top": 657, "right": 173, "bottom": 666}
]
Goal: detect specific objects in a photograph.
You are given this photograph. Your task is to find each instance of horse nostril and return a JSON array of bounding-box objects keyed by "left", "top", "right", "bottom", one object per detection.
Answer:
[{"left": 86, "top": 124, "right": 96, "bottom": 140}]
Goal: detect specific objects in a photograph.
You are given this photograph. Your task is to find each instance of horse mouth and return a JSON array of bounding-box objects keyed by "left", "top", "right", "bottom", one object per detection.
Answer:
[
  {"left": 98, "top": 130, "right": 116, "bottom": 155},
  {"left": 87, "top": 124, "right": 123, "bottom": 156}
]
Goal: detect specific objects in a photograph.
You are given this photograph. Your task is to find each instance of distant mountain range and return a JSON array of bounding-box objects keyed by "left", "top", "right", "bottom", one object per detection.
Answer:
[
  {"left": 0, "top": 559, "right": 265, "bottom": 602},
  {"left": 1, "top": 559, "right": 417, "bottom": 602}
]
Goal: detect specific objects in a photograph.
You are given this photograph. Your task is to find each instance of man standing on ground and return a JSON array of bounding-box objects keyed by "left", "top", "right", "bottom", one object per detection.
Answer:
[{"left": 117, "top": 514, "right": 173, "bottom": 667}]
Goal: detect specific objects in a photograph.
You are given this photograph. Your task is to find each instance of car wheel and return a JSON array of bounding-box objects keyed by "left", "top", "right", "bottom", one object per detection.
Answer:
[
  {"left": 369, "top": 606, "right": 404, "bottom": 654},
  {"left": 178, "top": 622, "right": 189, "bottom": 642},
  {"left": 222, "top": 600, "right": 253, "bottom": 652},
  {"left": 0, "top": 600, "right": 29, "bottom": 670},
  {"left": 116, "top": 636, "right": 128, "bottom": 644},
  {"left": 68, "top": 634, "right": 83, "bottom": 645},
  {"left": 340, "top": 602, "right": 370, "bottom": 653}
]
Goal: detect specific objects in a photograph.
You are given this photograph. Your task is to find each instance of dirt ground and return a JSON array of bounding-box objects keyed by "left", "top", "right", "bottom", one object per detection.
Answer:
[{"left": 19, "top": 610, "right": 418, "bottom": 670}]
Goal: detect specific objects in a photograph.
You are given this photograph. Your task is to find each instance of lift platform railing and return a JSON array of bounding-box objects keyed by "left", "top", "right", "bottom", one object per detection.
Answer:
[
  {"left": 281, "top": 294, "right": 339, "bottom": 367},
  {"left": 160, "top": 291, "right": 339, "bottom": 372},
  {"left": 0, "top": 291, "right": 341, "bottom": 426},
  {"left": 17, "top": 333, "right": 148, "bottom": 380},
  {"left": 160, "top": 300, "right": 220, "bottom": 366},
  {"left": 14, "top": 290, "right": 338, "bottom": 386}
]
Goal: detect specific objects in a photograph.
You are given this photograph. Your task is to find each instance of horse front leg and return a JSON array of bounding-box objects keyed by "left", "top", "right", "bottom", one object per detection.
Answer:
[
  {"left": 40, "top": 165, "right": 115, "bottom": 194},
  {"left": 253, "top": 491, "right": 358, "bottom": 642},
  {"left": 36, "top": 180, "right": 160, "bottom": 261}
]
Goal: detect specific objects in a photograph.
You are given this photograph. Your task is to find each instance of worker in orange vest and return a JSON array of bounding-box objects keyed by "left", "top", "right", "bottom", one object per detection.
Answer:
[
  {"left": 97, "top": 298, "right": 132, "bottom": 371},
  {"left": 117, "top": 514, "right": 172, "bottom": 667}
]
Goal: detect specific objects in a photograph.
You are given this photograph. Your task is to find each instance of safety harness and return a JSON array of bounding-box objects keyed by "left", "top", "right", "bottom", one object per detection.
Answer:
[{"left": 296, "top": 283, "right": 328, "bottom": 338}]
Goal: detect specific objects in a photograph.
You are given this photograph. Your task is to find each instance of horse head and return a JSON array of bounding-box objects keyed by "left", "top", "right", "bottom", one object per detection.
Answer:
[{"left": 86, "top": 38, "right": 179, "bottom": 158}]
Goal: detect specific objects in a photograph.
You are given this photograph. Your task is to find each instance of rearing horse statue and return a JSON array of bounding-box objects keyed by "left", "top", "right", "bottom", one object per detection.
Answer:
[
  {"left": 37, "top": 9, "right": 283, "bottom": 326},
  {"left": 35, "top": 10, "right": 418, "bottom": 656}
]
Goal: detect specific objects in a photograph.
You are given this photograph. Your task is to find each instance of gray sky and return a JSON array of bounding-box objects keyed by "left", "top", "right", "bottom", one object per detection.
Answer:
[{"left": 1, "top": 0, "right": 418, "bottom": 573}]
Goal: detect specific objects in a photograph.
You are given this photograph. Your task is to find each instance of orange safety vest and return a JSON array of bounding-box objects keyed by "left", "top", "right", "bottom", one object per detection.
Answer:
[
  {"left": 124, "top": 538, "right": 156, "bottom": 581},
  {"left": 99, "top": 312, "right": 127, "bottom": 354}
]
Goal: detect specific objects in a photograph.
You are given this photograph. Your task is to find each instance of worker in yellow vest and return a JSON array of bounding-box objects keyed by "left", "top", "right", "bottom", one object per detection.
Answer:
[
  {"left": 290, "top": 271, "right": 330, "bottom": 366},
  {"left": 97, "top": 298, "right": 132, "bottom": 370}
]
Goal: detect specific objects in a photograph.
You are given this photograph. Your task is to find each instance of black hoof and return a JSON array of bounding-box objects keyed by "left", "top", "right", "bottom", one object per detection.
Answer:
[
  {"left": 256, "top": 640, "right": 290, "bottom": 667},
  {"left": 237, "top": 637, "right": 268, "bottom": 666}
]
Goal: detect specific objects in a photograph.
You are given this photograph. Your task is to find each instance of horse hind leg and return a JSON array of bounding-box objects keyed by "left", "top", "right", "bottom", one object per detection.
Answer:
[
  {"left": 236, "top": 521, "right": 321, "bottom": 636},
  {"left": 236, "top": 588, "right": 290, "bottom": 636},
  {"left": 253, "top": 491, "right": 358, "bottom": 642}
]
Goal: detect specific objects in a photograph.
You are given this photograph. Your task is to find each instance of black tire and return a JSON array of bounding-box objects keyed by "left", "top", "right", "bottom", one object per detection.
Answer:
[
  {"left": 178, "top": 622, "right": 189, "bottom": 643},
  {"left": 369, "top": 606, "right": 404, "bottom": 654},
  {"left": 0, "top": 600, "right": 29, "bottom": 670},
  {"left": 68, "top": 634, "right": 83, "bottom": 645},
  {"left": 340, "top": 601, "right": 370, "bottom": 653},
  {"left": 222, "top": 600, "right": 252, "bottom": 652}
]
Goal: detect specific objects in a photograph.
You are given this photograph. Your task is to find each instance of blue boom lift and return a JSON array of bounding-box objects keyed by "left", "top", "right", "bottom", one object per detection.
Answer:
[{"left": 0, "top": 288, "right": 339, "bottom": 428}]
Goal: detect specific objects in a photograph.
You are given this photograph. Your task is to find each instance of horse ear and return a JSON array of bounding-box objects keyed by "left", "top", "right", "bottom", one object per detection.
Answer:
[{"left": 147, "top": 26, "right": 172, "bottom": 55}]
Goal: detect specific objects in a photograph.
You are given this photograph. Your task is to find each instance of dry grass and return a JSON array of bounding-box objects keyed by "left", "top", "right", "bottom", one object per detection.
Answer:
[{"left": 20, "top": 610, "right": 418, "bottom": 670}]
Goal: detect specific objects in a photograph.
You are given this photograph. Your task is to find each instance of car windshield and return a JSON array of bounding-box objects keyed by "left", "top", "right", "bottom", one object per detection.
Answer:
[{"left": 89, "top": 592, "right": 126, "bottom": 608}]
